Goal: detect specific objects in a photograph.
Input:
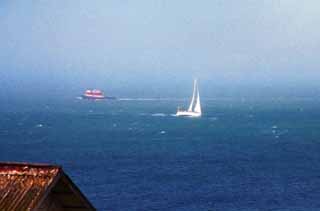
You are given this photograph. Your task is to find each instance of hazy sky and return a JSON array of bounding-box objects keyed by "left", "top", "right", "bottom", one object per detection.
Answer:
[{"left": 1, "top": 0, "right": 320, "bottom": 98}]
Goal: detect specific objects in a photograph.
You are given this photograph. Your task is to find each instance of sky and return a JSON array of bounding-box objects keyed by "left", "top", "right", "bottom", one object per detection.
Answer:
[{"left": 1, "top": 0, "right": 320, "bottom": 98}]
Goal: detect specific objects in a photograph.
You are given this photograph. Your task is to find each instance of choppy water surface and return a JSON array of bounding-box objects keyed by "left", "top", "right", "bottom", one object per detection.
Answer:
[{"left": 1, "top": 98, "right": 320, "bottom": 211}]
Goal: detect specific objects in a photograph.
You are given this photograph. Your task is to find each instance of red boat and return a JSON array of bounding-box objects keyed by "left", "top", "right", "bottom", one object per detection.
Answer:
[{"left": 81, "top": 89, "right": 116, "bottom": 100}]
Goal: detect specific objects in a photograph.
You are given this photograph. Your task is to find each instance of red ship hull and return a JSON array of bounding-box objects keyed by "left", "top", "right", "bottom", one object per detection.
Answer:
[{"left": 81, "top": 89, "right": 116, "bottom": 100}]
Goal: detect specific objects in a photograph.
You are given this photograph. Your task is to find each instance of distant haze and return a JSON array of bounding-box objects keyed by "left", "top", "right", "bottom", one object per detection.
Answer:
[{"left": 1, "top": 1, "right": 320, "bottom": 99}]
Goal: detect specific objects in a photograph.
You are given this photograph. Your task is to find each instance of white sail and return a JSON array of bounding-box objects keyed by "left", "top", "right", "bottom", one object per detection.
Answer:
[
  {"left": 176, "top": 79, "right": 202, "bottom": 117},
  {"left": 194, "top": 86, "right": 201, "bottom": 114},
  {"left": 188, "top": 79, "right": 197, "bottom": 111}
]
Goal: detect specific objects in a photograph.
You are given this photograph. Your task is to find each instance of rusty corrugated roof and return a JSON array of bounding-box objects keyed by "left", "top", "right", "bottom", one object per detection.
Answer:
[
  {"left": 0, "top": 162, "right": 61, "bottom": 211},
  {"left": 0, "top": 162, "right": 96, "bottom": 211}
]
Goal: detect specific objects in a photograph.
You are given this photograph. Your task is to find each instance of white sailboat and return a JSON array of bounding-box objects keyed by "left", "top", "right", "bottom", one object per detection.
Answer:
[{"left": 176, "top": 79, "right": 202, "bottom": 117}]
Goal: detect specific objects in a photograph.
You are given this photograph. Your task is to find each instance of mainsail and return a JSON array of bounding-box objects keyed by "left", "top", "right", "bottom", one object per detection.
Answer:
[
  {"left": 187, "top": 79, "right": 201, "bottom": 114},
  {"left": 188, "top": 79, "right": 197, "bottom": 112},
  {"left": 194, "top": 87, "right": 201, "bottom": 113}
]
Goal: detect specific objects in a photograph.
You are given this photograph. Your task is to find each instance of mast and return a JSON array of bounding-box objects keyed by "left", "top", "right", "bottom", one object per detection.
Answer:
[{"left": 188, "top": 79, "right": 197, "bottom": 111}]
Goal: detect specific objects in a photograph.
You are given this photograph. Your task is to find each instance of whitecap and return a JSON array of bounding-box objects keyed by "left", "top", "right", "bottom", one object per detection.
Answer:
[{"left": 35, "top": 124, "right": 43, "bottom": 128}]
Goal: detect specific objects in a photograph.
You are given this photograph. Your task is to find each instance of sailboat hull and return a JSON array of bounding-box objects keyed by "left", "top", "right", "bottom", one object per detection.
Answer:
[{"left": 176, "top": 111, "right": 201, "bottom": 117}]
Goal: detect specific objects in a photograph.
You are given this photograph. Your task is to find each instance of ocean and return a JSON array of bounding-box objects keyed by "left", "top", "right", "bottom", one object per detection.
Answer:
[{"left": 1, "top": 98, "right": 320, "bottom": 211}]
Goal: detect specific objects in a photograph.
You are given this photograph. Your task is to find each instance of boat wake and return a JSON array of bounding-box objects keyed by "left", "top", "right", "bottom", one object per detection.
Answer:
[
  {"left": 151, "top": 113, "right": 167, "bottom": 117},
  {"left": 118, "top": 98, "right": 184, "bottom": 101}
]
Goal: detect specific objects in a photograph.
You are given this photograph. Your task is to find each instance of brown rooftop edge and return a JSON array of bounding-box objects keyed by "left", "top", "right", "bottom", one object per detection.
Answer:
[{"left": 0, "top": 162, "right": 96, "bottom": 211}]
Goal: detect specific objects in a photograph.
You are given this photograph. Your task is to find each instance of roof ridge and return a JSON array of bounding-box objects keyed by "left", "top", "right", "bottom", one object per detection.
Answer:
[{"left": 0, "top": 162, "right": 61, "bottom": 169}]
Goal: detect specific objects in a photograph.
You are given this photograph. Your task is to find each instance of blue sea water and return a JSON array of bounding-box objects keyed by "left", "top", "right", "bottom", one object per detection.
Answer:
[{"left": 1, "top": 98, "right": 320, "bottom": 211}]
